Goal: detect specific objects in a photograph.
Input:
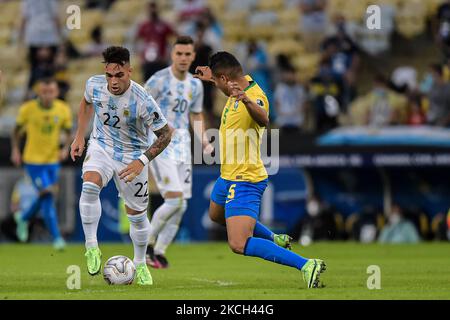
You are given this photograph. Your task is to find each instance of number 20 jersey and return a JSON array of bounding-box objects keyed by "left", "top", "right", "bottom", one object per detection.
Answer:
[
  {"left": 84, "top": 75, "right": 167, "bottom": 164},
  {"left": 144, "top": 67, "right": 204, "bottom": 164}
]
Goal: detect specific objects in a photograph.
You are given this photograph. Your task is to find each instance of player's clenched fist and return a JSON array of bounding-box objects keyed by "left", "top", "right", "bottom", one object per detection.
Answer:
[
  {"left": 119, "top": 160, "right": 144, "bottom": 183},
  {"left": 70, "top": 136, "right": 85, "bottom": 161}
]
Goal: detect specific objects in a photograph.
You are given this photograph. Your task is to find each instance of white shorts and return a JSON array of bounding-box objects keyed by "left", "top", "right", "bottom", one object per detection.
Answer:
[
  {"left": 82, "top": 141, "right": 149, "bottom": 212},
  {"left": 149, "top": 156, "right": 192, "bottom": 199}
]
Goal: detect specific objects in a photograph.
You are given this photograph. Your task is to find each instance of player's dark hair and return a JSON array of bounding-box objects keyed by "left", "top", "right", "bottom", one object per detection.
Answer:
[
  {"left": 174, "top": 35, "right": 194, "bottom": 46},
  {"left": 209, "top": 51, "right": 243, "bottom": 79},
  {"left": 102, "top": 46, "right": 130, "bottom": 66}
]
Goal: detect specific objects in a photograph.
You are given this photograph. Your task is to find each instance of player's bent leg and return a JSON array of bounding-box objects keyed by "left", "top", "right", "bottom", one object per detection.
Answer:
[
  {"left": 209, "top": 200, "right": 226, "bottom": 226},
  {"left": 226, "top": 215, "right": 255, "bottom": 254},
  {"left": 153, "top": 199, "right": 188, "bottom": 268},
  {"left": 127, "top": 206, "right": 153, "bottom": 285},
  {"left": 227, "top": 213, "right": 325, "bottom": 287},
  {"left": 80, "top": 171, "right": 103, "bottom": 275},
  {"left": 147, "top": 192, "right": 183, "bottom": 268},
  {"left": 39, "top": 188, "right": 65, "bottom": 250}
]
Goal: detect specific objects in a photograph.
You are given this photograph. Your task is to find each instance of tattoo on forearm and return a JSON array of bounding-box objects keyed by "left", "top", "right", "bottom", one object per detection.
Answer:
[{"left": 144, "top": 124, "right": 171, "bottom": 161}]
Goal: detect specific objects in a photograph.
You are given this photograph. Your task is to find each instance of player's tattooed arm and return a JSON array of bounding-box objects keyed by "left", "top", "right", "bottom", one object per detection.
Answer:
[{"left": 144, "top": 124, "right": 172, "bottom": 162}]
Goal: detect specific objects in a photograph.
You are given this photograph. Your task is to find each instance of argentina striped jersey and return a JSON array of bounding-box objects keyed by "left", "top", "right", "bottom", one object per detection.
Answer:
[
  {"left": 144, "top": 67, "right": 203, "bottom": 163},
  {"left": 84, "top": 75, "right": 167, "bottom": 164}
]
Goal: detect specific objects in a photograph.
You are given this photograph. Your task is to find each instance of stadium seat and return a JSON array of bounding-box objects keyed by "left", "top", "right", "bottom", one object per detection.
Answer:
[
  {"left": 111, "top": 0, "right": 146, "bottom": 16},
  {"left": 395, "top": 0, "right": 427, "bottom": 38},
  {"left": 257, "top": 0, "right": 284, "bottom": 11}
]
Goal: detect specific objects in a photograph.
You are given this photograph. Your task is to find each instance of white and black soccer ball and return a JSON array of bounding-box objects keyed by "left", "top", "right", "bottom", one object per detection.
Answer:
[{"left": 103, "top": 255, "right": 136, "bottom": 285}]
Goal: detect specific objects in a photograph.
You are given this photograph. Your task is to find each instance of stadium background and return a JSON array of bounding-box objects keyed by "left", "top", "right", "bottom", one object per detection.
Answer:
[{"left": 0, "top": 0, "right": 449, "bottom": 245}]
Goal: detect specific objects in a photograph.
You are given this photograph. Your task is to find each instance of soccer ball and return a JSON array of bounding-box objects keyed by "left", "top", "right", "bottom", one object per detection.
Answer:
[{"left": 103, "top": 255, "right": 136, "bottom": 285}]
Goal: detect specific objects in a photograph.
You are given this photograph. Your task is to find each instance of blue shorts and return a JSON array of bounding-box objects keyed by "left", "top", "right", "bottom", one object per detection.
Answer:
[
  {"left": 24, "top": 163, "right": 60, "bottom": 191},
  {"left": 210, "top": 177, "right": 268, "bottom": 220}
]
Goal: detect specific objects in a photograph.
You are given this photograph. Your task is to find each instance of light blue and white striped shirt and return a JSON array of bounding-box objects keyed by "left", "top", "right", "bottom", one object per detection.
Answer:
[
  {"left": 84, "top": 75, "right": 167, "bottom": 164},
  {"left": 144, "top": 67, "right": 204, "bottom": 163}
]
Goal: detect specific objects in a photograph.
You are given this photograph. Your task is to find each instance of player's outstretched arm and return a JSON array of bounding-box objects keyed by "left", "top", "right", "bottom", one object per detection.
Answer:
[
  {"left": 70, "top": 98, "right": 94, "bottom": 161},
  {"left": 119, "top": 124, "right": 172, "bottom": 183}
]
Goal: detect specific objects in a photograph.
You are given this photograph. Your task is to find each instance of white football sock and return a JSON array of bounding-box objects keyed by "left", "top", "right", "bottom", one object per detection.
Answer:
[
  {"left": 154, "top": 200, "right": 187, "bottom": 255},
  {"left": 148, "top": 198, "right": 182, "bottom": 246},
  {"left": 79, "top": 182, "right": 102, "bottom": 249},
  {"left": 128, "top": 212, "right": 151, "bottom": 266}
]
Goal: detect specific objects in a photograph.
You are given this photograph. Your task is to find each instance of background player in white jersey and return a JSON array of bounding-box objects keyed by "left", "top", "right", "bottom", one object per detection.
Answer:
[
  {"left": 70, "top": 46, "right": 172, "bottom": 285},
  {"left": 144, "top": 36, "right": 213, "bottom": 268}
]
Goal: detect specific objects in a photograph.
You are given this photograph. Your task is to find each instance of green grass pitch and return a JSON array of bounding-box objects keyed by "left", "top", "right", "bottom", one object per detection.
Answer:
[{"left": 0, "top": 242, "right": 449, "bottom": 300}]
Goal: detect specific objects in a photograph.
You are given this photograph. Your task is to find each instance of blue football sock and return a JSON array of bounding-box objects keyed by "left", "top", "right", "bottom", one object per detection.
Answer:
[
  {"left": 244, "top": 237, "right": 308, "bottom": 270},
  {"left": 40, "top": 193, "right": 61, "bottom": 240},
  {"left": 21, "top": 197, "right": 42, "bottom": 221},
  {"left": 253, "top": 222, "right": 274, "bottom": 241}
]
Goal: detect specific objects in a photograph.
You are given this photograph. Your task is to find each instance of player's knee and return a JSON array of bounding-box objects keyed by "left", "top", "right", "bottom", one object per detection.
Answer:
[
  {"left": 228, "top": 239, "right": 246, "bottom": 255},
  {"left": 209, "top": 210, "right": 220, "bottom": 223},
  {"left": 82, "top": 172, "right": 103, "bottom": 188},
  {"left": 164, "top": 191, "right": 183, "bottom": 199},
  {"left": 80, "top": 182, "right": 101, "bottom": 203},
  {"left": 160, "top": 197, "right": 183, "bottom": 221}
]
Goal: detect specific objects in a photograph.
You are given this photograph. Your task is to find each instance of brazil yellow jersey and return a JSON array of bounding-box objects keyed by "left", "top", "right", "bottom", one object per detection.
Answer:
[
  {"left": 16, "top": 99, "right": 72, "bottom": 164},
  {"left": 219, "top": 75, "right": 269, "bottom": 183}
]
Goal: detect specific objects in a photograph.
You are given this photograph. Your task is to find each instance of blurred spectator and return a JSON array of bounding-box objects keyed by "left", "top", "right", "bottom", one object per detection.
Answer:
[
  {"left": 174, "top": 0, "right": 207, "bottom": 35},
  {"left": 378, "top": 204, "right": 420, "bottom": 243},
  {"left": 426, "top": 64, "right": 450, "bottom": 127},
  {"left": 436, "top": 0, "right": 450, "bottom": 58},
  {"left": 322, "top": 15, "right": 361, "bottom": 110},
  {"left": 299, "top": 0, "right": 328, "bottom": 52},
  {"left": 406, "top": 92, "right": 427, "bottom": 126},
  {"left": 189, "top": 8, "right": 223, "bottom": 52},
  {"left": 135, "top": 1, "right": 177, "bottom": 81},
  {"left": 241, "top": 39, "right": 276, "bottom": 121},
  {"left": 431, "top": 210, "right": 450, "bottom": 240},
  {"left": 294, "top": 194, "right": 344, "bottom": 244},
  {"left": 350, "top": 4, "right": 395, "bottom": 57},
  {"left": 391, "top": 66, "right": 418, "bottom": 94},
  {"left": 83, "top": 25, "right": 109, "bottom": 58},
  {"left": 346, "top": 206, "right": 383, "bottom": 243},
  {"left": 350, "top": 74, "right": 407, "bottom": 127},
  {"left": 19, "top": 0, "right": 62, "bottom": 69},
  {"left": 53, "top": 48, "right": 70, "bottom": 101},
  {"left": 274, "top": 66, "right": 308, "bottom": 133},
  {"left": 241, "top": 40, "right": 273, "bottom": 115},
  {"left": 27, "top": 47, "right": 56, "bottom": 99},
  {"left": 190, "top": 22, "right": 215, "bottom": 127},
  {"left": 309, "top": 59, "right": 342, "bottom": 133}
]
